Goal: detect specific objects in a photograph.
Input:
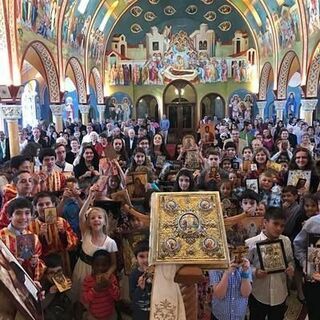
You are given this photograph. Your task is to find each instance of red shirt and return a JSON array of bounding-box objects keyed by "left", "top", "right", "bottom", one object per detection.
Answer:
[{"left": 82, "top": 274, "right": 120, "bottom": 319}]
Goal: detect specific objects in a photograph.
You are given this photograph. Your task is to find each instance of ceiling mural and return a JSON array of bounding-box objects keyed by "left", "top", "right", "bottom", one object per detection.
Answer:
[
  {"left": 12, "top": 0, "right": 320, "bottom": 95},
  {"left": 109, "top": 0, "right": 252, "bottom": 45},
  {"left": 61, "top": 0, "right": 101, "bottom": 65},
  {"left": 16, "top": 0, "right": 63, "bottom": 59}
]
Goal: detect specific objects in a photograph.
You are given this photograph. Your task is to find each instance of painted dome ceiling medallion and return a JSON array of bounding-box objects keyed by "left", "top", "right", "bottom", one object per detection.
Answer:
[
  {"left": 218, "top": 5, "right": 232, "bottom": 15},
  {"left": 131, "top": 23, "right": 142, "bottom": 33},
  {"left": 130, "top": 6, "right": 142, "bottom": 17},
  {"left": 218, "top": 21, "right": 231, "bottom": 31},
  {"left": 164, "top": 6, "right": 176, "bottom": 16},
  {"left": 144, "top": 11, "right": 157, "bottom": 21},
  {"left": 201, "top": 0, "right": 214, "bottom": 4},
  {"left": 149, "top": 0, "right": 160, "bottom": 4},
  {"left": 204, "top": 11, "right": 216, "bottom": 21},
  {"left": 186, "top": 5, "right": 198, "bottom": 15}
]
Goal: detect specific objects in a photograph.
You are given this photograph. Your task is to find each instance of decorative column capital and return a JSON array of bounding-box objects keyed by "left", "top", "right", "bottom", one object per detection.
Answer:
[
  {"left": 97, "top": 104, "right": 106, "bottom": 113},
  {"left": 256, "top": 101, "right": 266, "bottom": 110},
  {"left": 1, "top": 104, "right": 22, "bottom": 120},
  {"left": 300, "top": 98, "right": 318, "bottom": 112},
  {"left": 273, "top": 100, "right": 285, "bottom": 110},
  {"left": 50, "top": 104, "right": 65, "bottom": 116},
  {"left": 79, "top": 104, "right": 90, "bottom": 114}
]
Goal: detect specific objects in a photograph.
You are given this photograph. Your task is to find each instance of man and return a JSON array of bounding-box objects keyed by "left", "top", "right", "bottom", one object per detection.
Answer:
[
  {"left": 81, "top": 123, "right": 95, "bottom": 144},
  {"left": 0, "top": 170, "right": 34, "bottom": 229},
  {"left": 125, "top": 128, "right": 137, "bottom": 158},
  {"left": 29, "top": 127, "right": 48, "bottom": 148},
  {"left": 0, "top": 131, "right": 10, "bottom": 164},
  {"left": 38, "top": 148, "right": 66, "bottom": 192},
  {"left": 160, "top": 114, "right": 170, "bottom": 144},
  {"left": 54, "top": 144, "right": 73, "bottom": 173},
  {"left": 239, "top": 122, "right": 254, "bottom": 145},
  {"left": 223, "top": 129, "right": 247, "bottom": 157}
]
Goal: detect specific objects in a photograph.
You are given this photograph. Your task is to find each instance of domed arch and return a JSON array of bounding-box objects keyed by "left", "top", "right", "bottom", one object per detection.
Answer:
[
  {"left": 65, "top": 57, "right": 87, "bottom": 103},
  {"left": 306, "top": 42, "right": 320, "bottom": 98},
  {"left": 20, "top": 41, "right": 60, "bottom": 103},
  {"left": 258, "top": 62, "right": 273, "bottom": 100},
  {"left": 89, "top": 67, "right": 104, "bottom": 104},
  {"left": 277, "top": 51, "right": 301, "bottom": 100}
]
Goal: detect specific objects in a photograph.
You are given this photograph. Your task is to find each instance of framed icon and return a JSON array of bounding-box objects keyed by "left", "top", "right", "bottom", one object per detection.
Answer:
[
  {"left": 245, "top": 178, "right": 259, "bottom": 194},
  {"left": 306, "top": 233, "right": 320, "bottom": 281},
  {"left": 256, "top": 239, "right": 288, "bottom": 274}
]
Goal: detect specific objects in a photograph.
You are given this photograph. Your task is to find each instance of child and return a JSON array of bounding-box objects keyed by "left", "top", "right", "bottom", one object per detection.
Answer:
[
  {"left": 28, "top": 192, "right": 78, "bottom": 275},
  {"left": 246, "top": 208, "right": 294, "bottom": 320},
  {"left": 0, "top": 197, "right": 45, "bottom": 281},
  {"left": 220, "top": 180, "right": 239, "bottom": 217},
  {"left": 240, "top": 189, "right": 259, "bottom": 217},
  {"left": 57, "top": 177, "right": 83, "bottom": 237},
  {"left": 282, "top": 186, "right": 300, "bottom": 239},
  {"left": 294, "top": 213, "right": 320, "bottom": 320},
  {"left": 82, "top": 250, "right": 120, "bottom": 320},
  {"left": 173, "top": 169, "right": 196, "bottom": 192},
  {"left": 129, "top": 240, "right": 152, "bottom": 320},
  {"left": 198, "top": 149, "right": 226, "bottom": 191},
  {"left": 72, "top": 185, "right": 118, "bottom": 304},
  {"left": 41, "top": 254, "right": 73, "bottom": 320},
  {"left": 259, "top": 170, "right": 281, "bottom": 208},
  {"left": 209, "top": 258, "right": 252, "bottom": 320}
]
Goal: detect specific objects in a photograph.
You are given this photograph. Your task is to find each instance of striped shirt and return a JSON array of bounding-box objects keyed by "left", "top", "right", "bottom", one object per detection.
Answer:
[
  {"left": 82, "top": 274, "right": 120, "bottom": 319},
  {"left": 209, "top": 269, "right": 250, "bottom": 320}
]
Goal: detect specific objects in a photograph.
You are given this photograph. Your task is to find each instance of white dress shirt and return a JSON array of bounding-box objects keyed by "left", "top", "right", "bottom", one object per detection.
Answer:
[{"left": 245, "top": 232, "right": 294, "bottom": 306}]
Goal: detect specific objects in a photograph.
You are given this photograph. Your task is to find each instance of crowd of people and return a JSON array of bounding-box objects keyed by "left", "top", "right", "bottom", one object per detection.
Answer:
[{"left": 0, "top": 113, "right": 320, "bottom": 320}]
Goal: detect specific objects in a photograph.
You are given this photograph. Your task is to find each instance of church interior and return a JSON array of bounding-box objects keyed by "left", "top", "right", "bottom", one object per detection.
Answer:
[
  {"left": 0, "top": 0, "right": 319, "bottom": 149},
  {"left": 0, "top": 1, "right": 320, "bottom": 320}
]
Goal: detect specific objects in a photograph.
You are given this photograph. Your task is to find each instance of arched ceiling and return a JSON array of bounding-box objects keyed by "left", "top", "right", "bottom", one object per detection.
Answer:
[{"left": 108, "top": 0, "right": 255, "bottom": 46}]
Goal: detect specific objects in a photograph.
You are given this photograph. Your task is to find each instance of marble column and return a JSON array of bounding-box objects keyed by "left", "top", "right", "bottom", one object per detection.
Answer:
[
  {"left": 274, "top": 100, "right": 285, "bottom": 121},
  {"left": 97, "top": 104, "right": 106, "bottom": 123},
  {"left": 300, "top": 99, "right": 317, "bottom": 126},
  {"left": 79, "top": 104, "right": 90, "bottom": 125},
  {"left": 1, "top": 104, "right": 22, "bottom": 156},
  {"left": 50, "top": 104, "right": 65, "bottom": 133},
  {"left": 256, "top": 100, "right": 266, "bottom": 119}
]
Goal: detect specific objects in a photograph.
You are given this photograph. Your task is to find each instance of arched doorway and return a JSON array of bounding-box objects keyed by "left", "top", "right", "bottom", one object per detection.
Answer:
[
  {"left": 164, "top": 80, "right": 196, "bottom": 142},
  {"left": 136, "top": 95, "right": 158, "bottom": 120},
  {"left": 200, "top": 93, "right": 225, "bottom": 119}
]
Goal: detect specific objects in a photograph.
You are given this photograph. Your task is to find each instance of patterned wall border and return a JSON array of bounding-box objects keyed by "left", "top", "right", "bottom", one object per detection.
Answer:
[
  {"left": 258, "top": 62, "right": 272, "bottom": 100},
  {"left": 91, "top": 67, "right": 104, "bottom": 104},
  {"left": 67, "top": 57, "right": 87, "bottom": 103},
  {"left": 277, "top": 51, "right": 298, "bottom": 100},
  {"left": 306, "top": 43, "right": 320, "bottom": 98}
]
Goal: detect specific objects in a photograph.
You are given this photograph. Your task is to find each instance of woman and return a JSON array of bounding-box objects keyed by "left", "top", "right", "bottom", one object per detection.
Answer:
[
  {"left": 126, "top": 147, "right": 154, "bottom": 182},
  {"left": 287, "top": 147, "right": 319, "bottom": 193},
  {"left": 150, "top": 133, "right": 169, "bottom": 168},
  {"left": 262, "top": 129, "right": 274, "bottom": 152},
  {"left": 112, "top": 137, "right": 128, "bottom": 170},
  {"left": 73, "top": 145, "right": 99, "bottom": 180}
]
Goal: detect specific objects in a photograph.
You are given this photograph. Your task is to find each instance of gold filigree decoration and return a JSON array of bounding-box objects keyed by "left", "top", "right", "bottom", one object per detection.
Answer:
[{"left": 153, "top": 299, "right": 176, "bottom": 320}]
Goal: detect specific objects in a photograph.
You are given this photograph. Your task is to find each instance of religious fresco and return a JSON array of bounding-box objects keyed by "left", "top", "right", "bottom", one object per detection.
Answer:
[
  {"left": 104, "top": 0, "right": 258, "bottom": 86},
  {"left": 304, "top": 0, "right": 320, "bottom": 50},
  {"left": 16, "top": 0, "right": 63, "bottom": 57},
  {"left": 106, "top": 92, "right": 133, "bottom": 122},
  {"left": 228, "top": 90, "right": 257, "bottom": 120},
  {"left": 61, "top": 0, "right": 101, "bottom": 65},
  {"left": 105, "top": 24, "right": 256, "bottom": 86}
]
